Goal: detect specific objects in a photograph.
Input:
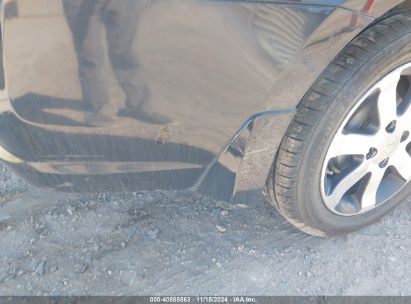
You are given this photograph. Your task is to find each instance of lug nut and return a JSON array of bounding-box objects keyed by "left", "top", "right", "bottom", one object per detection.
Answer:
[
  {"left": 366, "top": 147, "right": 378, "bottom": 160},
  {"left": 385, "top": 120, "right": 397, "bottom": 133},
  {"left": 379, "top": 158, "right": 389, "bottom": 168}
]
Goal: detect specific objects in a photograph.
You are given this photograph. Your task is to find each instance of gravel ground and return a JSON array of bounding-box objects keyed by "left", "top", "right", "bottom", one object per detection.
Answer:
[{"left": 0, "top": 162, "right": 410, "bottom": 296}]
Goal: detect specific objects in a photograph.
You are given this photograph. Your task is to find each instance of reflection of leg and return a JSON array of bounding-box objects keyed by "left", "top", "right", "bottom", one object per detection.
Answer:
[
  {"left": 104, "top": 0, "right": 170, "bottom": 125},
  {"left": 105, "top": 0, "right": 146, "bottom": 109},
  {"left": 63, "top": 0, "right": 109, "bottom": 113}
]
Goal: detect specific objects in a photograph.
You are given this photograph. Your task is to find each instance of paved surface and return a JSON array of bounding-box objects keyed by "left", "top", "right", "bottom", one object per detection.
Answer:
[{"left": 0, "top": 162, "right": 410, "bottom": 296}]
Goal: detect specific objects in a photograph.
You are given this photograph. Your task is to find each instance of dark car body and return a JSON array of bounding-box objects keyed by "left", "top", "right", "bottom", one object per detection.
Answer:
[{"left": 0, "top": 0, "right": 408, "bottom": 201}]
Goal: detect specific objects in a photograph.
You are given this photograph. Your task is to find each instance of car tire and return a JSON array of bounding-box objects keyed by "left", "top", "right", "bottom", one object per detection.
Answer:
[{"left": 266, "top": 10, "right": 411, "bottom": 236}]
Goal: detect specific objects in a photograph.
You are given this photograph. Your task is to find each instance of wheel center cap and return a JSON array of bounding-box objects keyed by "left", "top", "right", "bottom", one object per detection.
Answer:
[{"left": 380, "top": 135, "right": 400, "bottom": 158}]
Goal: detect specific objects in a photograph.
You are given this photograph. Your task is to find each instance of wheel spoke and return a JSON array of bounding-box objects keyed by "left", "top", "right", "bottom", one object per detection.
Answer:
[
  {"left": 328, "top": 162, "right": 369, "bottom": 208},
  {"left": 390, "top": 148, "right": 411, "bottom": 181},
  {"left": 327, "top": 133, "right": 375, "bottom": 159},
  {"left": 377, "top": 71, "right": 400, "bottom": 128},
  {"left": 361, "top": 167, "right": 385, "bottom": 209},
  {"left": 398, "top": 101, "right": 411, "bottom": 130}
]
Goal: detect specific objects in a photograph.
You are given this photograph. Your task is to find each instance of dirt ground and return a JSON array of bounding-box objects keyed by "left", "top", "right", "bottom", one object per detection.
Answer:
[{"left": 0, "top": 162, "right": 410, "bottom": 296}]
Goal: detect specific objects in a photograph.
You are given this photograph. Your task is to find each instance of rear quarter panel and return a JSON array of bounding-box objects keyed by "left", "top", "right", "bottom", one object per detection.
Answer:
[{"left": 0, "top": 0, "right": 398, "bottom": 196}]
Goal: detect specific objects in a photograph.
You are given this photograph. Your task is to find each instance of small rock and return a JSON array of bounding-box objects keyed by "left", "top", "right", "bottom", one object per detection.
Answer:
[
  {"left": 17, "top": 270, "right": 24, "bottom": 276},
  {"left": 215, "top": 224, "right": 227, "bottom": 233},
  {"left": 93, "top": 243, "right": 101, "bottom": 251},
  {"left": 34, "top": 224, "right": 46, "bottom": 234},
  {"left": 216, "top": 262, "right": 222, "bottom": 268},
  {"left": 220, "top": 210, "right": 229, "bottom": 217},
  {"left": 235, "top": 203, "right": 248, "bottom": 209},
  {"left": 107, "top": 270, "right": 113, "bottom": 275},
  {"left": 67, "top": 206, "right": 75, "bottom": 215},
  {"left": 35, "top": 260, "right": 46, "bottom": 276},
  {"left": 121, "top": 242, "right": 127, "bottom": 248},
  {"left": 74, "top": 263, "right": 87, "bottom": 274},
  {"left": 236, "top": 243, "right": 245, "bottom": 251},
  {"left": 306, "top": 271, "right": 313, "bottom": 278},
  {"left": 248, "top": 249, "right": 256, "bottom": 254},
  {"left": 6, "top": 225, "right": 13, "bottom": 231},
  {"left": 49, "top": 264, "right": 58, "bottom": 273},
  {"left": 298, "top": 271, "right": 303, "bottom": 276},
  {"left": 144, "top": 228, "right": 160, "bottom": 240}
]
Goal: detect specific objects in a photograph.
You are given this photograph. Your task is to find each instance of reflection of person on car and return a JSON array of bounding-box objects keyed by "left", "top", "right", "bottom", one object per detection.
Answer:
[{"left": 63, "top": 0, "right": 170, "bottom": 126}]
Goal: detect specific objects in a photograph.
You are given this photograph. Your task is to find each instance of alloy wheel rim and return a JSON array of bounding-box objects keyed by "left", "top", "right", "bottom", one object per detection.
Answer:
[{"left": 321, "top": 62, "right": 411, "bottom": 216}]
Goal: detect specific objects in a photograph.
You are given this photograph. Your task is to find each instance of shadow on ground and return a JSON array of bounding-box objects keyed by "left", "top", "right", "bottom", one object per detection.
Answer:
[{"left": 0, "top": 163, "right": 409, "bottom": 296}]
